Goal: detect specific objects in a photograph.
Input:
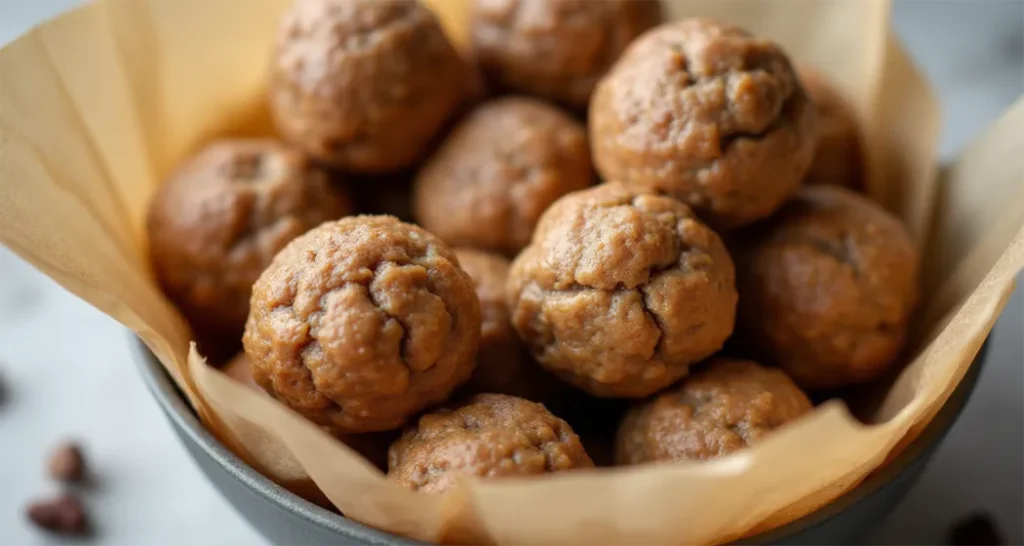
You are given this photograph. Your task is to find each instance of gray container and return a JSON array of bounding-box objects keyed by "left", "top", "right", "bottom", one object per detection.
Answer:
[{"left": 131, "top": 337, "right": 987, "bottom": 545}]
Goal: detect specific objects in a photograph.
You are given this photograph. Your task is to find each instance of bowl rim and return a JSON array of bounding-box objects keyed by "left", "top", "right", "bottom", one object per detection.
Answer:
[{"left": 130, "top": 335, "right": 988, "bottom": 545}]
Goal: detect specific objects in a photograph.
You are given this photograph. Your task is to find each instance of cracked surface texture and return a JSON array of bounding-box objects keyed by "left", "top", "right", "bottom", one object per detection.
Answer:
[
  {"left": 735, "top": 186, "right": 919, "bottom": 389},
  {"left": 413, "top": 97, "right": 593, "bottom": 256},
  {"left": 388, "top": 394, "right": 592, "bottom": 492},
  {"left": 147, "top": 139, "right": 352, "bottom": 341},
  {"left": 242, "top": 216, "right": 481, "bottom": 433},
  {"left": 269, "top": 0, "right": 467, "bottom": 172},
  {"left": 799, "top": 67, "right": 865, "bottom": 190},
  {"left": 589, "top": 18, "right": 818, "bottom": 229},
  {"left": 469, "top": 0, "right": 662, "bottom": 110},
  {"left": 616, "top": 358, "right": 812, "bottom": 464},
  {"left": 507, "top": 183, "right": 737, "bottom": 397}
]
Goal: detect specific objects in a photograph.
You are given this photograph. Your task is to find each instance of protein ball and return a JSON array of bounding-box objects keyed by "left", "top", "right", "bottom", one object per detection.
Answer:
[
  {"left": 414, "top": 97, "right": 593, "bottom": 256},
  {"left": 453, "top": 248, "right": 557, "bottom": 401},
  {"left": 147, "top": 139, "right": 352, "bottom": 339},
  {"left": 269, "top": 0, "right": 467, "bottom": 172},
  {"left": 589, "top": 18, "right": 818, "bottom": 229},
  {"left": 800, "top": 67, "right": 864, "bottom": 189},
  {"left": 507, "top": 184, "right": 738, "bottom": 397},
  {"left": 470, "top": 0, "right": 662, "bottom": 110},
  {"left": 388, "top": 393, "right": 592, "bottom": 492},
  {"left": 243, "top": 216, "right": 481, "bottom": 433},
  {"left": 223, "top": 352, "right": 394, "bottom": 470},
  {"left": 616, "top": 358, "right": 812, "bottom": 464},
  {"left": 735, "top": 186, "right": 919, "bottom": 389}
]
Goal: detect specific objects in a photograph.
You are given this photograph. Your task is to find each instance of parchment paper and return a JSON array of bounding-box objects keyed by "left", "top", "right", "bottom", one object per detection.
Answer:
[{"left": 1, "top": 0, "right": 1021, "bottom": 544}]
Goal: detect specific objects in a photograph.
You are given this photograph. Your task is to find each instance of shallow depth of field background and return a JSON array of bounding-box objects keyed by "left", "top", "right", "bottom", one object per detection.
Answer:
[{"left": 0, "top": 1, "right": 1021, "bottom": 545}]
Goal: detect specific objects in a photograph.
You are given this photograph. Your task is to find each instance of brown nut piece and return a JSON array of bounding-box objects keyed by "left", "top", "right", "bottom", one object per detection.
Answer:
[
  {"left": 26, "top": 494, "right": 89, "bottom": 535},
  {"left": 269, "top": 0, "right": 467, "bottom": 172},
  {"left": 470, "top": 0, "right": 662, "bottom": 110},
  {"left": 735, "top": 186, "right": 919, "bottom": 389},
  {"left": 47, "top": 442, "right": 86, "bottom": 483},
  {"left": 414, "top": 97, "right": 593, "bottom": 256},
  {"left": 243, "top": 216, "right": 481, "bottom": 433},
  {"left": 388, "top": 393, "right": 592, "bottom": 492},
  {"left": 147, "top": 139, "right": 352, "bottom": 338},
  {"left": 616, "top": 358, "right": 812, "bottom": 464},
  {"left": 800, "top": 68, "right": 864, "bottom": 189},
  {"left": 589, "top": 18, "right": 818, "bottom": 229},
  {"left": 507, "top": 183, "right": 738, "bottom": 397}
]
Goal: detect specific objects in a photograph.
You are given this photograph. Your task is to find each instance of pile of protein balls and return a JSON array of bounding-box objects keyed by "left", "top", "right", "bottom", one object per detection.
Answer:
[{"left": 147, "top": 0, "right": 919, "bottom": 494}]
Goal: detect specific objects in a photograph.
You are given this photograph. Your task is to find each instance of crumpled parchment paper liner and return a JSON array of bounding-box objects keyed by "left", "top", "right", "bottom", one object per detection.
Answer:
[{"left": 1, "top": 0, "right": 1021, "bottom": 544}]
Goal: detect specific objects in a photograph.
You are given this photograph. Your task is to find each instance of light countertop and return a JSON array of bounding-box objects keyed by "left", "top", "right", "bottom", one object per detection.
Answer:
[{"left": 1, "top": 1, "right": 1021, "bottom": 545}]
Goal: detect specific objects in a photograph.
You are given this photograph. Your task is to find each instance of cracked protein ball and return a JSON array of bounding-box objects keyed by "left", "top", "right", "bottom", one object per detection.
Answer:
[
  {"left": 269, "top": 0, "right": 467, "bottom": 172},
  {"left": 735, "top": 186, "right": 919, "bottom": 389},
  {"left": 413, "top": 97, "right": 593, "bottom": 256},
  {"left": 616, "top": 358, "right": 812, "bottom": 464},
  {"left": 242, "top": 216, "right": 481, "bottom": 433},
  {"left": 469, "top": 0, "right": 662, "bottom": 110},
  {"left": 147, "top": 139, "right": 352, "bottom": 340},
  {"left": 507, "top": 183, "right": 738, "bottom": 397},
  {"left": 589, "top": 18, "right": 818, "bottom": 229},
  {"left": 388, "top": 393, "right": 592, "bottom": 492},
  {"left": 454, "top": 248, "right": 561, "bottom": 401},
  {"left": 800, "top": 67, "right": 864, "bottom": 189}
]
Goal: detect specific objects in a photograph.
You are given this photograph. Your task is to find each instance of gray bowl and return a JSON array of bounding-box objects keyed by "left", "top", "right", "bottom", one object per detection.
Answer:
[{"left": 132, "top": 337, "right": 988, "bottom": 545}]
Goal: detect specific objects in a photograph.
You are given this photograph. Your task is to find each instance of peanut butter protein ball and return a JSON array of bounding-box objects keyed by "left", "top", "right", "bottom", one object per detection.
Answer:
[
  {"left": 616, "top": 358, "right": 812, "bottom": 464},
  {"left": 454, "top": 248, "right": 562, "bottom": 401},
  {"left": 414, "top": 97, "right": 593, "bottom": 256},
  {"left": 243, "top": 216, "right": 481, "bottom": 433},
  {"left": 735, "top": 186, "right": 919, "bottom": 389},
  {"left": 269, "top": 0, "right": 467, "bottom": 172},
  {"left": 470, "top": 0, "right": 662, "bottom": 110},
  {"left": 589, "top": 18, "right": 818, "bottom": 228},
  {"left": 147, "top": 139, "right": 352, "bottom": 339},
  {"left": 507, "top": 184, "right": 738, "bottom": 397},
  {"left": 388, "top": 394, "right": 593, "bottom": 492},
  {"left": 799, "top": 67, "right": 864, "bottom": 189}
]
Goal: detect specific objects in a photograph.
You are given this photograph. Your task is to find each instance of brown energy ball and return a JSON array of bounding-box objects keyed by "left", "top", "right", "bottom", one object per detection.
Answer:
[
  {"left": 735, "top": 186, "right": 919, "bottom": 389},
  {"left": 269, "top": 0, "right": 467, "bottom": 173},
  {"left": 147, "top": 139, "right": 352, "bottom": 339},
  {"left": 507, "top": 183, "right": 738, "bottom": 398},
  {"left": 454, "top": 248, "right": 561, "bottom": 401},
  {"left": 242, "top": 216, "right": 481, "bottom": 433},
  {"left": 469, "top": 0, "right": 662, "bottom": 110},
  {"left": 224, "top": 353, "right": 396, "bottom": 470},
  {"left": 800, "top": 68, "right": 864, "bottom": 189},
  {"left": 589, "top": 18, "right": 818, "bottom": 229},
  {"left": 615, "top": 358, "right": 812, "bottom": 464},
  {"left": 388, "top": 393, "right": 593, "bottom": 492},
  {"left": 413, "top": 97, "right": 593, "bottom": 256}
]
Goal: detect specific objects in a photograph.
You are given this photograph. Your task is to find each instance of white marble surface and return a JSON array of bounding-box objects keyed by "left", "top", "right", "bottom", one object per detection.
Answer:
[{"left": 0, "top": 1, "right": 1021, "bottom": 545}]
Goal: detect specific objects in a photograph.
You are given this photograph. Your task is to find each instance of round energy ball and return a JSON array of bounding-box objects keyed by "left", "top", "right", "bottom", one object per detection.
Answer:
[
  {"left": 269, "top": 0, "right": 467, "bottom": 172},
  {"left": 589, "top": 18, "right": 818, "bottom": 228},
  {"left": 242, "top": 216, "right": 481, "bottom": 433},
  {"left": 615, "top": 358, "right": 812, "bottom": 464},
  {"left": 146, "top": 139, "right": 352, "bottom": 339},
  {"left": 799, "top": 67, "right": 864, "bottom": 189},
  {"left": 454, "top": 248, "right": 561, "bottom": 401},
  {"left": 413, "top": 97, "right": 593, "bottom": 256},
  {"left": 469, "top": 0, "right": 662, "bottom": 110},
  {"left": 388, "top": 393, "right": 593, "bottom": 492},
  {"left": 735, "top": 186, "right": 919, "bottom": 389},
  {"left": 507, "top": 183, "right": 738, "bottom": 397}
]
